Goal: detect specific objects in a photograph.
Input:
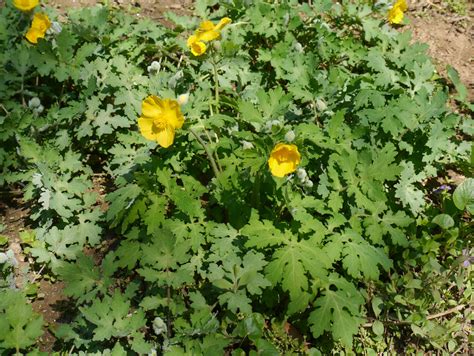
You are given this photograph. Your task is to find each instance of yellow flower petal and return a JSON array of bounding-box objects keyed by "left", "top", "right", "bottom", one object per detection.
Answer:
[
  {"left": 137, "top": 116, "right": 157, "bottom": 141},
  {"left": 31, "top": 13, "right": 51, "bottom": 32},
  {"left": 395, "top": 0, "right": 408, "bottom": 12},
  {"left": 141, "top": 95, "right": 163, "bottom": 119},
  {"left": 155, "top": 125, "right": 176, "bottom": 148},
  {"left": 187, "top": 34, "right": 199, "bottom": 47},
  {"left": 196, "top": 29, "right": 220, "bottom": 42},
  {"left": 25, "top": 28, "right": 43, "bottom": 44},
  {"left": 268, "top": 143, "right": 301, "bottom": 178},
  {"left": 387, "top": 6, "right": 404, "bottom": 24},
  {"left": 215, "top": 17, "right": 232, "bottom": 31},
  {"left": 198, "top": 20, "right": 216, "bottom": 32},
  {"left": 189, "top": 40, "right": 207, "bottom": 56},
  {"left": 161, "top": 99, "right": 184, "bottom": 129},
  {"left": 13, "top": 0, "right": 39, "bottom": 11},
  {"left": 25, "top": 13, "right": 51, "bottom": 44}
]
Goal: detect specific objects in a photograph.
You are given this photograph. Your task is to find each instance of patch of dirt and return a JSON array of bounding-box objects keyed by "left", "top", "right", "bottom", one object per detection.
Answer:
[
  {"left": 0, "top": 191, "right": 65, "bottom": 353},
  {"left": 407, "top": 0, "right": 474, "bottom": 100},
  {"left": 45, "top": 0, "right": 193, "bottom": 21},
  {"left": 32, "top": 280, "right": 66, "bottom": 353},
  {"left": 0, "top": 191, "right": 31, "bottom": 289}
]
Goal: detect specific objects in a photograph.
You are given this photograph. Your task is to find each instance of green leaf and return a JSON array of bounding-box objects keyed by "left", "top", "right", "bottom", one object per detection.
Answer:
[
  {"left": 143, "top": 193, "right": 167, "bottom": 235},
  {"left": 49, "top": 190, "right": 82, "bottom": 219},
  {"left": 372, "top": 320, "right": 384, "bottom": 336},
  {"left": 256, "top": 87, "right": 291, "bottom": 119},
  {"left": 106, "top": 183, "right": 142, "bottom": 226},
  {"left": 432, "top": 214, "right": 455, "bottom": 229},
  {"left": 242, "top": 211, "right": 287, "bottom": 248},
  {"left": 19, "top": 230, "right": 36, "bottom": 245},
  {"left": 264, "top": 238, "right": 333, "bottom": 302},
  {"left": 366, "top": 49, "right": 396, "bottom": 87},
  {"left": 238, "top": 100, "right": 263, "bottom": 130},
  {"left": 76, "top": 209, "right": 102, "bottom": 246},
  {"left": 308, "top": 275, "right": 364, "bottom": 348},
  {"left": 341, "top": 230, "right": 392, "bottom": 280},
  {"left": 114, "top": 240, "right": 142, "bottom": 270},
  {"left": 453, "top": 178, "right": 474, "bottom": 214},
  {"left": 0, "top": 290, "right": 44, "bottom": 351},
  {"left": 138, "top": 228, "right": 192, "bottom": 287},
  {"left": 395, "top": 162, "right": 426, "bottom": 215},
  {"left": 265, "top": 242, "right": 307, "bottom": 300},
  {"left": 239, "top": 252, "right": 272, "bottom": 295},
  {"left": 80, "top": 292, "right": 146, "bottom": 342},
  {"left": 447, "top": 65, "right": 468, "bottom": 102},
  {"left": 57, "top": 254, "right": 101, "bottom": 302},
  {"left": 218, "top": 290, "right": 252, "bottom": 314},
  {"left": 364, "top": 210, "right": 412, "bottom": 246}
]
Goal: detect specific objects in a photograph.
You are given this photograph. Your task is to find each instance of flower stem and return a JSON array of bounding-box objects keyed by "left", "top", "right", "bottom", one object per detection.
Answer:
[
  {"left": 211, "top": 52, "right": 220, "bottom": 112},
  {"left": 190, "top": 128, "right": 221, "bottom": 180}
]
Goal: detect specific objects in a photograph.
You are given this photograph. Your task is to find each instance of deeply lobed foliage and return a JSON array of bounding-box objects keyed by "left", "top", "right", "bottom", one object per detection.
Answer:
[{"left": 0, "top": 0, "right": 472, "bottom": 354}]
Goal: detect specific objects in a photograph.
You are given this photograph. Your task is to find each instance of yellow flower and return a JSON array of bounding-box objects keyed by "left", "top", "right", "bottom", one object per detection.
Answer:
[
  {"left": 395, "top": 0, "right": 408, "bottom": 11},
  {"left": 387, "top": 0, "right": 408, "bottom": 24},
  {"left": 187, "top": 35, "right": 207, "bottom": 56},
  {"left": 13, "top": 0, "right": 39, "bottom": 11},
  {"left": 25, "top": 13, "right": 51, "bottom": 44},
  {"left": 137, "top": 95, "right": 184, "bottom": 148},
  {"left": 187, "top": 17, "right": 232, "bottom": 56},
  {"left": 268, "top": 143, "right": 301, "bottom": 178}
]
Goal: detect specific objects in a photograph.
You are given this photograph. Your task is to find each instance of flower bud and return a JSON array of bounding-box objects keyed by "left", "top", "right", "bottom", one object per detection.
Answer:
[
  {"left": 212, "top": 41, "right": 222, "bottom": 51},
  {"left": 265, "top": 119, "right": 282, "bottom": 133},
  {"left": 177, "top": 93, "right": 189, "bottom": 105},
  {"left": 0, "top": 253, "right": 8, "bottom": 264},
  {"left": 152, "top": 317, "right": 167, "bottom": 336},
  {"left": 296, "top": 168, "right": 307, "bottom": 181},
  {"left": 34, "top": 105, "right": 44, "bottom": 114},
  {"left": 304, "top": 179, "right": 314, "bottom": 188},
  {"left": 6, "top": 249, "right": 18, "bottom": 266},
  {"left": 315, "top": 98, "right": 327, "bottom": 111},
  {"left": 229, "top": 124, "right": 239, "bottom": 133},
  {"left": 293, "top": 42, "right": 304, "bottom": 53},
  {"left": 28, "top": 97, "right": 41, "bottom": 109},
  {"left": 241, "top": 140, "right": 254, "bottom": 150},
  {"left": 51, "top": 21, "right": 62, "bottom": 34},
  {"left": 285, "top": 130, "right": 295, "bottom": 142},
  {"left": 168, "top": 70, "right": 183, "bottom": 89},
  {"left": 147, "top": 60, "right": 161, "bottom": 74}
]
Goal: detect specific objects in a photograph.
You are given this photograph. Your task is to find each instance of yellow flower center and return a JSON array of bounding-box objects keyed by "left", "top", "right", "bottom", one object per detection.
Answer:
[
  {"left": 274, "top": 148, "right": 295, "bottom": 162},
  {"left": 152, "top": 118, "right": 167, "bottom": 132}
]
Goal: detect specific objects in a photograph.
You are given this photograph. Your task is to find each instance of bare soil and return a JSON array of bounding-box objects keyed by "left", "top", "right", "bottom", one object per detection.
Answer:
[
  {"left": 0, "top": 192, "right": 66, "bottom": 352},
  {"left": 407, "top": 0, "right": 473, "bottom": 99},
  {"left": 45, "top": 0, "right": 193, "bottom": 21}
]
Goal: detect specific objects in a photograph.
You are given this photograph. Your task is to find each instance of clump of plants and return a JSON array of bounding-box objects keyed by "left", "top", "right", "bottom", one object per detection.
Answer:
[{"left": 0, "top": 0, "right": 472, "bottom": 354}]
